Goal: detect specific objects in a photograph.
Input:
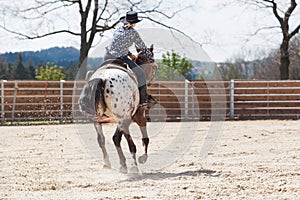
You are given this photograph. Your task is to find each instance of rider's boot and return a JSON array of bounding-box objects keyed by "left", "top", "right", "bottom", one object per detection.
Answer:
[{"left": 139, "top": 85, "right": 157, "bottom": 108}]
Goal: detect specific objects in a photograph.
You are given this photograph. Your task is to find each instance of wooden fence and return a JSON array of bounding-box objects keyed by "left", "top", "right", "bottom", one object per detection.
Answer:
[
  {"left": 230, "top": 80, "right": 300, "bottom": 119},
  {"left": 1, "top": 80, "right": 300, "bottom": 125}
]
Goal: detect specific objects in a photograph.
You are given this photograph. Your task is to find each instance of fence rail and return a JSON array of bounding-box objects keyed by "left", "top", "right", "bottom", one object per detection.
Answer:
[{"left": 1, "top": 80, "right": 300, "bottom": 125}]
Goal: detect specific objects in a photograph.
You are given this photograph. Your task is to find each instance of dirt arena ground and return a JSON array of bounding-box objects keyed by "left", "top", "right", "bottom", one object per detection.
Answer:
[{"left": 1, "top": 120, "right": 300, "bottom": 199}]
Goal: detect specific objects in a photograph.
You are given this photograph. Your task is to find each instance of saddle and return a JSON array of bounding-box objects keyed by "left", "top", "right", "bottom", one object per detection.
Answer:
[
  {"left": 100, "top": 59, "right": 128, "bottom": 69},
  {"left": 99, "top": 58, "right": 157, "bottom": 85},
  {"left": 97, "top": 59, "right": 138, "bottom": 85}
]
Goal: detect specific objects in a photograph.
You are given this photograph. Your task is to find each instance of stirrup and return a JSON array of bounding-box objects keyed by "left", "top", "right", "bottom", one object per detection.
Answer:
[
  {"left": 139, "top": 102, "right": 149, "bottom": 107},
  {"left": 147, "top": 94, "right": 158, "bottom": 104},
  {"left": 139, "top": 99, "right": 157, "bottom": 110}
]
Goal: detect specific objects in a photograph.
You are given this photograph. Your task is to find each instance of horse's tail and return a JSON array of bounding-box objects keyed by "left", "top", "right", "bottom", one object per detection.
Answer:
[
  {"left": 79, "top": 78, "right": 107, "bottom": 117},
  {"left": 94, "top": 78, "right": 107, "bottom": 116}
]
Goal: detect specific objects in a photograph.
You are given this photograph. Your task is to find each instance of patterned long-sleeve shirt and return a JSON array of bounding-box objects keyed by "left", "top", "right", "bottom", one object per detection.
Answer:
[{"left": 106, "top": 26, "right": 152, "bottom": 59}]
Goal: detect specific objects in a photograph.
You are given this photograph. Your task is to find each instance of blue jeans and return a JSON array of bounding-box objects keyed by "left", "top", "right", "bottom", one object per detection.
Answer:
[{"left": 104, "top": 52, "right": 146, "bottom": 87}]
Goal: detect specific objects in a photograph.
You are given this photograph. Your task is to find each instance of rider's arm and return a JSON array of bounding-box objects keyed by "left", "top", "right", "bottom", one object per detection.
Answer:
[{"left": 132, "top": 30, "right": 153, "bottom": 61}]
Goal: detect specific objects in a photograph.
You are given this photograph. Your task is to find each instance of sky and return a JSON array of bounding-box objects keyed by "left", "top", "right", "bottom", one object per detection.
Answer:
[{"left": 0, "top": 0, "right": 299, "bottom": 62}]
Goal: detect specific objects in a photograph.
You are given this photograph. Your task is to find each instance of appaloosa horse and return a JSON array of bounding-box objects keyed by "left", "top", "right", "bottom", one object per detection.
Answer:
[{"left": 79, "top": 45, "right": 157, "bottom": 173}]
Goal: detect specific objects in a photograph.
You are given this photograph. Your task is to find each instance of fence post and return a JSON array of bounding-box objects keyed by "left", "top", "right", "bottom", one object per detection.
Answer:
[
  {"left": 60, "top": 80, "right": 65, "bottom": 123},
  {"left": 229, "top": 79, "right": 235, "bottom": 119},
  {"left": 191, "top": 81, "right": 195, "bottom": 119},
  {"left": 1, "top": 80, "right": 7, "bottom": 125},
  {"left": 184, "top": 79, "right": 189, "bottom": 120},
  {"left": 11, "top": 80, "right": 18, "bottom": 124}
]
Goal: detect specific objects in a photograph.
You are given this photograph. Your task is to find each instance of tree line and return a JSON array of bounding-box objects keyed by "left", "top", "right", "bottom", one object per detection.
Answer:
[
  {"left": 0, "top": 0, "right": 217, "bottom": 81},
  {"left": 156, "top": 35, "right": 299, "bottom": 81},
  {"left": 0, "top": 1, "right": 298, "bottom": 80},
  {"left": 1, "top": 40, "right": 299, "bottom": 81},
  {"left": 218, "top": 35, "right": 300, "bottom": 80},
  {"left": 0, "top": 54, "right": 77, "bottom": 80}
]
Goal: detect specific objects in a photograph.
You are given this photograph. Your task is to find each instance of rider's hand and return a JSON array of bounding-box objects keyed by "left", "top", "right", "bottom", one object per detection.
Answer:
[
  {"left": 129, "top": 54, "right": 137, "bottom": 61},
  {"left": 152, "top": 62, "right": 158, "bottom": 69}
]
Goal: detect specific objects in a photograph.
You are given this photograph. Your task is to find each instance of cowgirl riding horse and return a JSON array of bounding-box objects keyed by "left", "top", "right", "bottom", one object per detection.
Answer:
[
  {"left": 104, "top": 11, "right": 156, "bottom": 107},
  {"left": 79, "top": 11, "right": 157, "bottom": 173}
]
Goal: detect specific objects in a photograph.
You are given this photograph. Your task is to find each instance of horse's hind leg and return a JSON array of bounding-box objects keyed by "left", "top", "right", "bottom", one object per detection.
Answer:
[
  {"left": 113, "top": 127, "right": 127, "bottom": 173},
  {"left": 123, "top": 132, "right": 139, "bottom": 173},
  {"left": 114, "top": 119, "right": 138, "bottom": 173},
  {"left": 94, "top": 122, "right": 111, "bottom": 169}
]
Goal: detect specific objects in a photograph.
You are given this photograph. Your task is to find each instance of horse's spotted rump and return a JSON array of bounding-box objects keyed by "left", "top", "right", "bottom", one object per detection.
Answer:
[{"left": 89, "top": 69, "right": 139, "bottom": 119}]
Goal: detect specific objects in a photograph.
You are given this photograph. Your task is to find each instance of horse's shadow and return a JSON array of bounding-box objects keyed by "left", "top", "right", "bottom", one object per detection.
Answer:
[{"left": 123, "top": 168, "right": 220, "bottom": 182}]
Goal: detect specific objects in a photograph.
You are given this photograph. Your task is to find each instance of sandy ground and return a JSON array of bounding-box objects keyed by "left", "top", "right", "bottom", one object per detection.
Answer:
[{"left": 0, "top": 120, "right": 300, "bottom": 199}]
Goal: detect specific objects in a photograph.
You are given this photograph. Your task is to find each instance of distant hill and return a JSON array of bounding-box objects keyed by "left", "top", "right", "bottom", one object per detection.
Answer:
[
  {"left": 0, "top": 46, "right": 106, "bottom": 70},
  {"left": 0, "top": 47, "right": 80, "bottom": 67}
]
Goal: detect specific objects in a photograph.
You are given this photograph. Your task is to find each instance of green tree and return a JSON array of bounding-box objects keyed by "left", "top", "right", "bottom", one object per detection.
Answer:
[
  {"left": 63, "top": 61, "right": 77, "bottom": 80},
  {"left": 158, "top": 50, "right": 193, "bottom": 80},
  {"left": 27, "top": 60, "right": 36, "bottom": 80},
  {"left": 14, "top": 54, "right": 31, "bottom": 80},
  {"left": 35, "top": 62, "right": 65, "bottom": 80},
  {"left": 0, "top": 58, "right": 10, "bottom": 79}
]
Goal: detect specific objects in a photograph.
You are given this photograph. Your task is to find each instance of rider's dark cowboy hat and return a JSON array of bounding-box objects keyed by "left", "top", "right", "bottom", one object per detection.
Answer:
[{"left": 120, "top": 11, "right": 142, "bottom": 24}]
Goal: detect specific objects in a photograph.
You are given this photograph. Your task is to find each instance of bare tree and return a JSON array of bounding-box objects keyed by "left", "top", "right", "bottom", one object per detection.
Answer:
[
  {"left": 238, "top": 0, "right": 300, "bottom": 80},
  {"left": 253, "top": 50, "right": 281, "bottom": 80},
  {"left": 289, "top": 35, "right": 300, "bottom": 79},
  {"left": 0, "top": 0, "right": 192, "bottom": 78}
]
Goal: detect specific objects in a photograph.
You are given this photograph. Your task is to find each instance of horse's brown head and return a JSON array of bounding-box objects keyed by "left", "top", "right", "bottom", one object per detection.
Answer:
[
  {"left": 135, "top": 44, "right": 154, "bottom": 65},
  {"left": 135, "top": 44, "right": 157, "bottom": 85}
]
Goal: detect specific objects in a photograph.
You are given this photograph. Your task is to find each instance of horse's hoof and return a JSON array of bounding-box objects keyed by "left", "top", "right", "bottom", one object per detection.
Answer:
[
  {"left": 138, "top": 154, "right": 148, "bottom": 164},
  {"left": 129, "top": 166, "right": 139, "bottom": 174},
  {"left": 119, "top": 166, "right": 128, "bottom": 174},
  {"left": 103, "top": 164, "right": 111, "bottom": 169}
]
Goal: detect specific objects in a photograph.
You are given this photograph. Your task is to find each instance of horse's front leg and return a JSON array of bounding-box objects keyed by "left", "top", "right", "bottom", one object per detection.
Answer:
[
  {"left": 133, "top": 107, "right": 149, "bottom": 164},
  {"left": 138, "top": 125, "right": 149, "bottom": 164},
  {"left": 94, "top": 122, "right": 111, "bottom": 169}
]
